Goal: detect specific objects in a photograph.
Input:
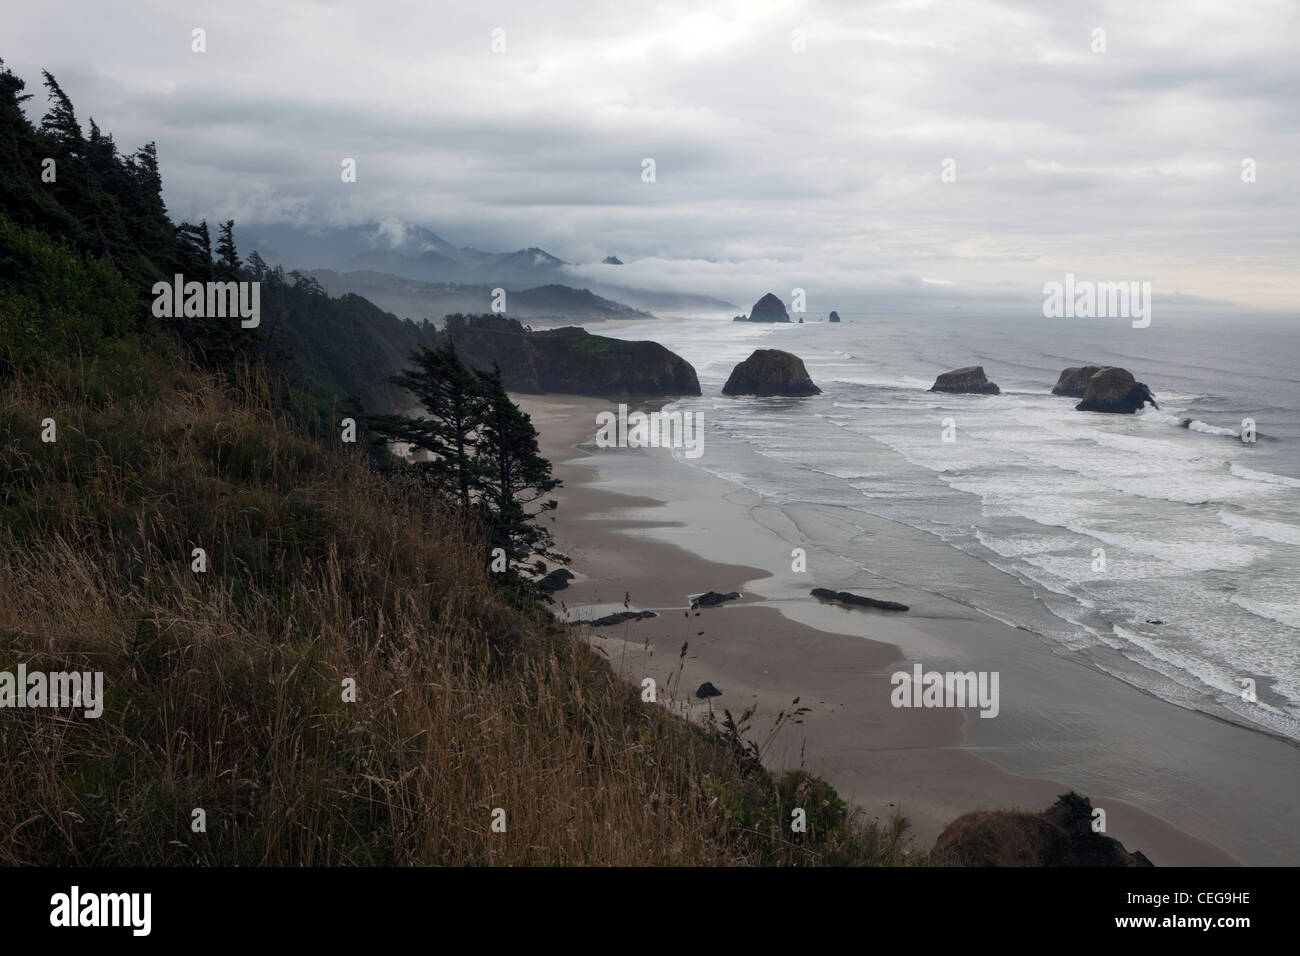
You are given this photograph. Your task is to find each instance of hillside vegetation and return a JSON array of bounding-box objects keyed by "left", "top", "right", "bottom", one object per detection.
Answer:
[{"left": 0, "top": 58, "right": 922, "bottom": 866}]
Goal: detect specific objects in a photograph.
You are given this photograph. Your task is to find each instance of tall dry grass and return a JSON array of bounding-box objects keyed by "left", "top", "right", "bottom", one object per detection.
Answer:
[{"left": 0, "top": 354, "right": 922, "bottom": 865}]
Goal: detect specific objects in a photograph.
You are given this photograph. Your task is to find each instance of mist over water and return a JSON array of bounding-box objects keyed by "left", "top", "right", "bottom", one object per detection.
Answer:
[{"left": 598, "top": 311, "right": 1300, "bottom": 742}]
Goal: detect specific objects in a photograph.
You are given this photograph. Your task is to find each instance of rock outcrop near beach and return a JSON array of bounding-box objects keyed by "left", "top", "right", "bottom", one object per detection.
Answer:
[
  {"left": 438, "top": 315, "right": 701, "bottom": 396},
  {"left": 828, "top": 310, "right": 841, "bottom": 323},
  {"left": 810, "top": 587, "right": 909, "bottom": 612},
  {"left": 734, "top": 292, "right": 791, "bottom": 322},
  {"left": 1074, "top": 367, "right": 1158, "bottom": 413},
  {"left": 935, "top": 792, "right": 1155, "bottom": 867},
  {"left": 540, "top": 568, "right": 575, "bottom": 592},
  {"left": 575, "top": 610, "right": 659, "bottom": 627},
  {"left": 693, "top": 591, "right": 741, "bottom": 607},
  {"left": 722, "top": 349, "right": 821, "bottom": 397},
  {"left": 1051, "top": 365, "right": 1107, "bottom": 397},
  {"left": 930, "top": 366, "right": 1000, "bottom": 395}
]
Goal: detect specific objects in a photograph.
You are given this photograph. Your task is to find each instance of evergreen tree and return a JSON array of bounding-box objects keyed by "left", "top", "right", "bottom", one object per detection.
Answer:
[
  {"left": 366, "top": 341, "right": 487, "bottom": 509},
  {"left": 245, "top": 249, "right": 268, "bottom": 281},
  {"left": 39, "top": 71, "right": 82, "bottom": 156},
  {"left": 473, "top": 364, "right": 563, "bottom": 582},
  {"left": 215, "top": 219, "right": 241, "bottom": 279},
  {"left": 176, "top": 220, "right": 212, "bottom": 278}
]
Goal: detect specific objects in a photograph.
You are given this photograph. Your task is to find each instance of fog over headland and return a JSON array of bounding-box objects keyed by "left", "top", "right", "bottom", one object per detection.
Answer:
[{"left": 7, "top": 0, "right": 1297, "bottom": 313}]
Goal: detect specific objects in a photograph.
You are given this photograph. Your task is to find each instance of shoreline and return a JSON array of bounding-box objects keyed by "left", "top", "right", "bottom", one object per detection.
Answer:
[{"left": 514, "top": 393, "right": 1288, "bottom": 866}]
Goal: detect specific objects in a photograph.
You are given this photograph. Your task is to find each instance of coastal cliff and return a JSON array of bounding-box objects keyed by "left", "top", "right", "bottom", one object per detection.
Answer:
[{"left": 439, "top": 315, "right": 701, "bottom": 395}]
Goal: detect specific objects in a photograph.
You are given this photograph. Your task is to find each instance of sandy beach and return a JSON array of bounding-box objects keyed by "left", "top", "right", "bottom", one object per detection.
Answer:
[{"left": 516, "top": 393, "right": 1300, "bottom": 866}]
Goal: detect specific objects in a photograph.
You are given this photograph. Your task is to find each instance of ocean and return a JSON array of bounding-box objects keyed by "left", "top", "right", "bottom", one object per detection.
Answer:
[{"left": 594, "top": 310, "right": 1300, "bottom": 743}]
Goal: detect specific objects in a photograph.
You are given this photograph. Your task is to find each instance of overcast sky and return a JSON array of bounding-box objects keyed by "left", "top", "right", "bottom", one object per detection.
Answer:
[{"left": 7, "top": 0, "right": 1298, "bottom": 311}]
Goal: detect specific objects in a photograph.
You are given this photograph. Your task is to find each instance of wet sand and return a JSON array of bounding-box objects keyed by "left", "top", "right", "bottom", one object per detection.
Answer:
[{"left": 518, "top": 393, "right": 1300, "bottom": 866}]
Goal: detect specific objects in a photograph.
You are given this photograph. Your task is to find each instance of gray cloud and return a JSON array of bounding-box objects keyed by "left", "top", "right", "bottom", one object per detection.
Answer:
[{"left": 5, "top": 0, "right": 1297, "bottom": 311}]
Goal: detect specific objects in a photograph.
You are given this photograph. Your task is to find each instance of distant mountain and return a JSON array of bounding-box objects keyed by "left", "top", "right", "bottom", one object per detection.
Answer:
[
  {"left": 244, "top": 222, "right": 737, "bottom": 315},
  {"left": 244, "top": 223, "right": 571, "bottom": 288},
  {"left": 306, "top": 270, "right": 651, "bottom": 324},
  {"left": 587, "top": 284, "right": 737, "bottom": 315}
]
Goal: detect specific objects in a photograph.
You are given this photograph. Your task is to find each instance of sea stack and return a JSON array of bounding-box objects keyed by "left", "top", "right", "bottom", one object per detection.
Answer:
[
  {"left": 722, "top": 349, "right": 821, "bottom": 396},
  {"left": 735, "top": 292, "right": 792, "bottom": 323},
  {"left": 1075, "top": 367, "right": 1158, "bottom": 413},
  {"left": 1052, "top": 365, "right": 1107, "bottom": 397},
  {"left": 930, "top": 366, "right": 1000, "bottom": 395},
  {"left": 828, "top": 310, "right": 841, "bottom": 323}
]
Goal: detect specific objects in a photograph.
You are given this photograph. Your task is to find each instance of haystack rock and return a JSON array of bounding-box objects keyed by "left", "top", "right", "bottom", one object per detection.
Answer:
[
  {"left": 722, "top": 349, "right": 821, "bottom": 397},
  {"left": 1075, "top": 367, "right": 1158, "bottom": 414},
  {"left": 1051, "top": 365, "right": 1107, "bottom": 397},
  {"left": 733, "top": 292, "right": 791, "bottom": 323},
  {"left": 930, "top": 366, "right": 1000, "bottom": 395},
  {"left": 828, "top": 310, "right": 841, "bottom": 323}
]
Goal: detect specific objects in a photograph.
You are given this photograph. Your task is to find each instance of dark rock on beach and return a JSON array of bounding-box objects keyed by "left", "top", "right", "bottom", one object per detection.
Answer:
[
  {"left": 1075, "top": 367, "right": 1158, "bottom": 414},
  {"left": 1051, "top": 365, "right": 1107, "bottom": 397},
  {"left": 695, "top": 682, "right": 723, "bottom": 699},
  {"left": 540, "top": 568, "right": 575, "bottom": 592},
  {"left": 577, "top": 610, "right": 659, "bottom": 627},
  {"left": 693, "top": 590, "right": 741, "bottom": 607},
  {"left": 930, "top": 366, "right": 1000, "bottom": 395},
  {"left": 722, "top": 349, "right": 821, "bottom": 397},
  {"left": 810, "top": 587, "right": 909, "bottom": 612}
]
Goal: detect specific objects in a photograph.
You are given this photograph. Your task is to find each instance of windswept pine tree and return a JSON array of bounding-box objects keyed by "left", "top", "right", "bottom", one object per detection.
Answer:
[
  {"left": 366, "top": 341, "right": 486, "bottom": 508},
  {"left": 473, "top": 364, "right": 562, "bottom": 582},
  {"left": 364, "top": 342, "right": 564, "bottom": 594},
  {"left": 215, "top": 219, "right": 241, "bottom": 279}
]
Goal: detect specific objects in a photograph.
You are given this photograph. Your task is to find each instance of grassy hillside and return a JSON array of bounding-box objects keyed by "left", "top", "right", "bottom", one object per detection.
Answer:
[{"left": 0, "top": 337, "right": 922, "bottom": 865}]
